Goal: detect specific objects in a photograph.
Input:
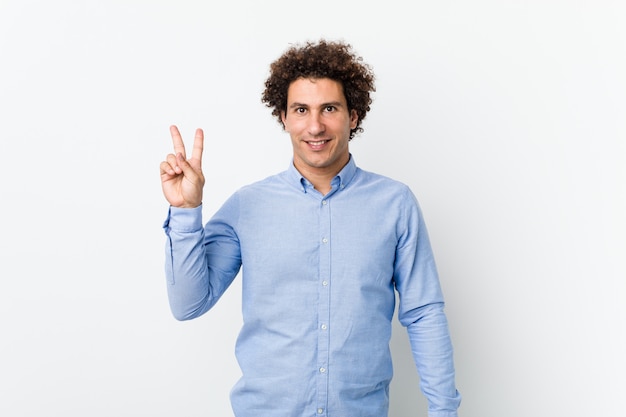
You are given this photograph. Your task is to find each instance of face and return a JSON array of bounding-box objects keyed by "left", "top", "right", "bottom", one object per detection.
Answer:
[{"left": 281, "top": 77, "right": 358, "bottom": 178}]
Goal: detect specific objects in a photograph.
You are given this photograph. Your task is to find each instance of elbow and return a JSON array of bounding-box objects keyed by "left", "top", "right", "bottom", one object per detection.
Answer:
[
  {"left": 168, "top": 296, "right": 212, "bottom": 321},
  {"left": 168, "top": 301, "right": 204, "bottom": 322},
  {"left": 399, "top": 301, "right": 446, "bottom": 327},
  {"left": 171, "top": 309, "right": 196, "bottom": 321}
]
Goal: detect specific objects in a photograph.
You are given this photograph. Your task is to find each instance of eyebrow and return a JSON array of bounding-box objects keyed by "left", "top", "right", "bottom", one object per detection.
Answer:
[{"left": 288, "top": 101, "right": 345, "bottom": 110}]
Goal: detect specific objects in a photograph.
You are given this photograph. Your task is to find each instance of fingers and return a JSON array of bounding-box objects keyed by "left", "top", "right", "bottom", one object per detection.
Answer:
[
  {"left": 170, "top": 125, "right": 186, "bottom": 159},
  {"left": 159, "top": 161, "right": 170, "bottom": 177},
  {"left": 161, "top": 153, "right": 180, "bottom": 176},
  {"left": 161, "top": 125, "right": 204, "bottom": 208},
  {"left": 165, "top": 125, "right": 204, "bottom": 176},
  {"left": 190, "top": 128, "right": 204, "bottom": 168},
  {"left": 160, "top": 154, "right": 199, "bottom": 183},
  {"left": 160, "top": 160, "right": 175, "bottom": 176},
  {"left": 176, "top": 152, "right": 198, "bottom": 179}
]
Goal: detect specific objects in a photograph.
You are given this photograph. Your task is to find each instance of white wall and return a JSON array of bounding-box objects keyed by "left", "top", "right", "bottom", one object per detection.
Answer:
[{"left": 1, "top": 1, "right": 624, "bottom": 416}]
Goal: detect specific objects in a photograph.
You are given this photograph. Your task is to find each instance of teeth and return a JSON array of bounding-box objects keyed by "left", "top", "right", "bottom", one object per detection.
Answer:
[{"left": 309, "top": 140, "right": 327, "bottom": 145}]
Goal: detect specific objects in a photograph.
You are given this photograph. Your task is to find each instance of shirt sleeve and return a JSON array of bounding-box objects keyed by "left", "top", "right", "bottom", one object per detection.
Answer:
[
  {"left": 163, "top": 195, "right": 242, "bottom": 321},
  {"left": 393, "top": 188, "right": 462, "bottom": 416}
]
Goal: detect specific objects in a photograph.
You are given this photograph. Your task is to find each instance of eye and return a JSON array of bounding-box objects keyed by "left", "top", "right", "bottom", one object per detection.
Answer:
[{"left": 324, "top": 105, "right": 336, "bottom": 112}]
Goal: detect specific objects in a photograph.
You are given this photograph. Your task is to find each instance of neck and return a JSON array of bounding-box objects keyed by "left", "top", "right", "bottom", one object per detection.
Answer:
[
  {"left": 297, "top": 166, "right": 334, "bottom": 195},
  {"left": 294, "top": 158, "right": 349, "bottom": 195},
  {"left": 308, "top": 175, "right": 333, "bottom": 195}
]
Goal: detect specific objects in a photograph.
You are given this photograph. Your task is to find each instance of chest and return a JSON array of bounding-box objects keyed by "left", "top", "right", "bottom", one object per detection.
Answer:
[{"left": 236, "top": 193, "right": 401, "bottom": 275}]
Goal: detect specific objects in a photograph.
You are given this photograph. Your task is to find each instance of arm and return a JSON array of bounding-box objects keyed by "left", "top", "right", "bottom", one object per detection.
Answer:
[
  {"left": 163, "top": 203, "right": 241, "bottom": 321},
  {"left": 160, "top": 125, "right": 241, "bottom": 320},
  {"left": 394, "top": 189, "right": 462, "bottom": 416}
]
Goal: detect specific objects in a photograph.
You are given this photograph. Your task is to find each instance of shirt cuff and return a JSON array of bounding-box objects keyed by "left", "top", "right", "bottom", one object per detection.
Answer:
[{"left": 163, "top": 204, "right": 203, "bottom": 232}]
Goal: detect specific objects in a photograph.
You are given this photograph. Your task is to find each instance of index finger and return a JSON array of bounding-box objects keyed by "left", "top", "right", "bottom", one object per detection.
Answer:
[
  {"left": 190, "top": 128, "right": 204, "bottom": 167},
  {"left": 169, "top": 125, "right": 186, "bottom": 159}
]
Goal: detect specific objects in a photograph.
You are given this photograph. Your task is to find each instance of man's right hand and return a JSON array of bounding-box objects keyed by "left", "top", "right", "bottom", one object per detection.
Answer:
[{"left": 160, "top": 125, "right": 205, "bottom": 208}]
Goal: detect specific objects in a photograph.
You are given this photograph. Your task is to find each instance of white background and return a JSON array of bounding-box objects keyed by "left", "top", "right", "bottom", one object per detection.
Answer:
[{"left": 1, "top": 1, "right": 624, "bottom": 416}]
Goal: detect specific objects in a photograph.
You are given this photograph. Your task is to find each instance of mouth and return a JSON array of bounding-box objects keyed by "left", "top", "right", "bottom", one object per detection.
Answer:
[{"left": 304, "top": 139, "right": 331, "bottom": 150}]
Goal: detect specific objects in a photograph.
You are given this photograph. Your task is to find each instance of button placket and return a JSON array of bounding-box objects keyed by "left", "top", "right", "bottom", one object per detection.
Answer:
[{"left": 316, "top": 195, "right": 331, "bottom": 415}]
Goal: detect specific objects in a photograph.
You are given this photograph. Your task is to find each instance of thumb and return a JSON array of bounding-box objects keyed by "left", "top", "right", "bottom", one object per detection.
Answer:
[{"left": 176, "top": 152, "right": 202, "bottom": 182}]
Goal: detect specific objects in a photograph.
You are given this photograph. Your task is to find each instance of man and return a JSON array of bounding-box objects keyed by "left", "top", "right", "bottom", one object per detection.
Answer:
[{"left": 160, "top": 39, "right": 461, "bottom": 417}]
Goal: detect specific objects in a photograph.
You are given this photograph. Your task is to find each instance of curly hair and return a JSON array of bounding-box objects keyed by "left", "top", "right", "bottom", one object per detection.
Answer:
[{"left": 261, "top": 39, "right": 376, "bottom": 140}]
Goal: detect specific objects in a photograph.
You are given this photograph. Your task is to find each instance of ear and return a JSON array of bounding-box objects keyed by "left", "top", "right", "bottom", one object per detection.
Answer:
[
  {"left": 349, "top": 109, "right": 358, "bottom": 130},
  {"left": 281, "top": 111, "right": 287, "bottom": 130}
]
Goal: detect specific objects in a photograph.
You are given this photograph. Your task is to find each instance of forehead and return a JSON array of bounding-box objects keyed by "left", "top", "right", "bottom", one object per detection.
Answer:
[{"left": 286, "top": 77, "right": 346, "bottom": 105}]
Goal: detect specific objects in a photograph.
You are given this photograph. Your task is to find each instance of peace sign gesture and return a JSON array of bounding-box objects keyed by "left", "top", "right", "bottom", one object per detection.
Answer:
[{"left": 160, "top": 125, "right": 205, "bottom": 208}]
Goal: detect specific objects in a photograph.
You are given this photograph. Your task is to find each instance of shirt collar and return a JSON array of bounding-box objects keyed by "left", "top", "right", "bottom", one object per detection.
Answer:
[{"left": 286, "top": 154, "right": 358, "bottom": 194}]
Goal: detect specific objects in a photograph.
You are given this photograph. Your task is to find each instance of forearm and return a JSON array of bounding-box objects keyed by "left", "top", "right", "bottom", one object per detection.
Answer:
[
  {"left": 406, "top": 302, "right": 462, "bottom": 416},
  {"left": 163, "top": 203, "right": 242, "bottom": 320},
  {"left": 163, "top": 206, "right": 214, "bottom": 320}
]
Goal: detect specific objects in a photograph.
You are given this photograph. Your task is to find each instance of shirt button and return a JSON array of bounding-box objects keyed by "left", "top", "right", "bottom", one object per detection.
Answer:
[
  {"left": 317, "top": 408, "right": 324, "bottom": 414},
  {"left": 322, "top": 238, "right": 328, "bottom": 243},
  {"left": 321, "top": 324, "right": 327, "bottom": 330},
  {"left": 322, "top": 200, "right": 328, "bottom": 205},
  {"left": 322, "top": 280, "right": 328, "bottom": 286},
  {"left": 320, "top": 367, "right": 326, "bottom": 373}
]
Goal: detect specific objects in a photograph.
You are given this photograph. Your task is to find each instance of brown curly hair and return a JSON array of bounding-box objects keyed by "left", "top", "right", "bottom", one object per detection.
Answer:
[{"left": 261, "top": 39, "right": 376, "bottom": 140}]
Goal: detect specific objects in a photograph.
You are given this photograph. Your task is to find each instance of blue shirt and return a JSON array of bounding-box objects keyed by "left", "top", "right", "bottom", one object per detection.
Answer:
[{"left": 163, "top": 156, "right": 461, "bottom": 417}]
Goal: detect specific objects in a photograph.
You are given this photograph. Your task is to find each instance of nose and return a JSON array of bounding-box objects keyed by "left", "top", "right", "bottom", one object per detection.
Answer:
[{"left": 307, "top": 112, "right": 326, "bottom": 136}]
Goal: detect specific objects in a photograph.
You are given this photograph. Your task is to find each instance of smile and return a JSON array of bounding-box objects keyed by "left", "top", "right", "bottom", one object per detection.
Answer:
[{"left": 306, "top": 140, "right": 329, "bottom": 146}]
